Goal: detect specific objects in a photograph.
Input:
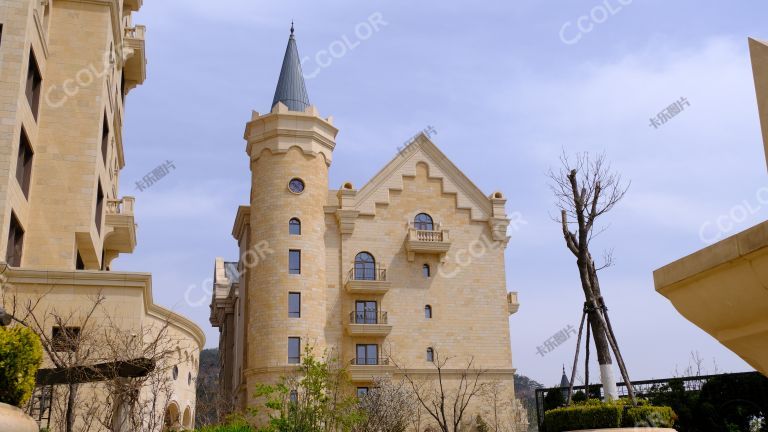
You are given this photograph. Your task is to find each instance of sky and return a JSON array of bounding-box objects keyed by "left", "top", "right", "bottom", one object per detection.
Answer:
[{"left": 114, "top": 0, "right": 767, "bottom": 387}]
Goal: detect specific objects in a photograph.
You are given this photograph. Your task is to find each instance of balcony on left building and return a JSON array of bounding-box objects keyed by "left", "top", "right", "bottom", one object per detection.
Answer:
[
  {"left": 104, "top": 197, "right": 137, "bottom": 255},
  {"left": 123, "top": 25, "right": 146, "bottom": 90}
]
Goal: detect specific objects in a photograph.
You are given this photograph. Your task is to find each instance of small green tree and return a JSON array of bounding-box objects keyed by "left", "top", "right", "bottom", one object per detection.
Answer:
[
  {"left": 0, "top": 325, "right": 43, "bottom": 407},
  {"left": 253, "top": 347, "right": 362, "bottom": 432}
]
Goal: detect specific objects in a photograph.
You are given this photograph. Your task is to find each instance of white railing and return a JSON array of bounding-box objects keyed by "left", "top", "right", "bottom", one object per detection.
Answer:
[{"left": 106, "top": 197, "right": 135, "bottom": 216}]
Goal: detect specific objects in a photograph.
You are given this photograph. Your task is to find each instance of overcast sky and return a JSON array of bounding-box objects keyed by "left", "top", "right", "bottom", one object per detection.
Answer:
[{"left": 114, "top": 0, "right": 766, "bottom": 386}]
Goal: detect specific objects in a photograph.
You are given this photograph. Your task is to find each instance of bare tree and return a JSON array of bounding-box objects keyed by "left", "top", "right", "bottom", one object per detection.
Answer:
[
  {"left": 480, "top": 381, "right": 529, "bottom": 432},
  {"left": 354, "top": 377, "right": 415, "bottom": 432},
  {"left": 394, "top": 349, "right": 487, "bottom": 432},
  {"left": 548, "top": 151, "right": 635, "bottom": 403}
]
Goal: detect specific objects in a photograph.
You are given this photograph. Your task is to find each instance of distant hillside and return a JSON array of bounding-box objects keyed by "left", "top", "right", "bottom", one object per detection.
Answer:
[
  {"left": 195, "top": 348, "right": 221, "bottom": 427},
  {"left": 515, "top": 373, "right": 544, "bottom": 431}
]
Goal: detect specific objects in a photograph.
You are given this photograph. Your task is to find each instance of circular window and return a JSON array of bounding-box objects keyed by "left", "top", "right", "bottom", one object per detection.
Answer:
[
  {"left": 288, "top": 178, "right": 305, "bottom": 194},
  {"left": 172, "top": 365, "right": 179, "bottom": 380}
]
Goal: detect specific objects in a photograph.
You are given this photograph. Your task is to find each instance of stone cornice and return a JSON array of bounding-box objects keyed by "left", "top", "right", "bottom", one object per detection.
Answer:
[
  {"left": 231, "top": 205, "right": 251, "bottom": 241},
  {"left": 5, "top": 268, "right": 206, "bottom": 348}
]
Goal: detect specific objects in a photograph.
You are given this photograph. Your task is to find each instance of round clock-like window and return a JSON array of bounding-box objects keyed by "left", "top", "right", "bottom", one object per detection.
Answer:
[{"left": 289, "top": 178, "right": 305, "bottom": 194}]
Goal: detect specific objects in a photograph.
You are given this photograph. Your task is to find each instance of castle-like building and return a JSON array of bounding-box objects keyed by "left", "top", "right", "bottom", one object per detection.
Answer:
[
  {"left": 0, "top": 1, "right": 203, "bottom": 430},
  {"left": 211, "top": 28, "right": 527, "bottom": 430}
]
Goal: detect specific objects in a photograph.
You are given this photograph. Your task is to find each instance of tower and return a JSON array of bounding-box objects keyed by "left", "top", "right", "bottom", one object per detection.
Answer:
[{"left": 242, "top": 25, "right": 339, "bottom": 400}]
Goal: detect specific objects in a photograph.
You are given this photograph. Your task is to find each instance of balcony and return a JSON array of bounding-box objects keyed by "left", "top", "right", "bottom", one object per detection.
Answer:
[
  {"left": 405, "top": 223, "right": 451, "bottom": 262},
  {"left": 346, "top": 311, "right": 392, "bottom": 337},
  {"left": 348, "top": 357, "right": 394, "bottom": 383},
  {"left": 345, "top": 266, "right": 391, "bottom": 295},
  {"left": 123, "top": 0, "right": 143, "bottom": 12},
  {"left": 104, "top": 197, "right": 137, "bottom": 254},
  {"left": 508, "top": 292, "right": 520, "bottom": 315},
  {"left": 122, "top": 25, "right": 146, "bottom": 89}
]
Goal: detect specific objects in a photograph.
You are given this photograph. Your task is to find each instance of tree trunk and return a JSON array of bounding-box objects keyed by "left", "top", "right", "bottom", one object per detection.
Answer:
[
  {"left": 65, "top": 383, "right": 77, "bottom": 432},
  {"left": 588, "top": 313, "right": 619, "bottom": 400}
]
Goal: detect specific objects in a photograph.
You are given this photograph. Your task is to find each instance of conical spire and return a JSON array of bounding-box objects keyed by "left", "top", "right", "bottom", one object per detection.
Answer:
[{"left": 271, "top": 23, "right": 311, "bottom": 112}]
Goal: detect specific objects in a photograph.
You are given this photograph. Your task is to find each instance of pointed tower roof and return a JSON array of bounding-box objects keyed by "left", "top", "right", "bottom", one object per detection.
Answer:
[
  {"left": 560, "top": 366, "right": 571, "bottom": 388},
  {"left": 271, "top": 23, "right": 311, "bottom": 112}
]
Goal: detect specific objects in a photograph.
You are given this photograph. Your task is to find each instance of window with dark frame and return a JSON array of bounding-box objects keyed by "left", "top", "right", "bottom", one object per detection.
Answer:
[
  {"left": 95, "top": 183, "right": 104, "bottom": 234},
  {"left": 425, "top": 305, "right": 433, "bottom": 319},
  {"left": 16, "top": 128, "right": 33, "bottom": 199},
  {"left": 356, "top": 387, "right": 370, "bottom": 398},
  {"left": 289, "top": 390, "right": 299, "bottom": 404},
  {"left": 52, "top": 327, "right": 81, "bottom": 352},
  {"left": 289, "top": 218, "right": 301, "bottom": 235},
  {"left": 25, "top": 49, "right": 42, "bottom": 120},
  {"left": 6, "top": 212, "right": 24, "bottom": 267},
  {"left": 101, "top": 113, "right": 110, "bottom": 164},
  {"left": 354, "top": 252, "right": 376, "bottom": 280},
  {"left": 289, "top": 250, "right": 301, "bottom": 274},
  {"left": 288, "top": 337, "right": 301, "bottom": 364},
  {"left": 422, "top": 264, "right": 431, "bottom": 278},
  {"left": 426, "top": 347, "right": 434, "bottom": 362},
  {"left": 355, "top": 301, "right": 378, "bottom": 324},
  {"left": 288, "top": 292, "right": 301, "bottom": 318},
  {"left": 414, "top": 213, "right": 434, "bottom": 231},
  {"left": 355, "top": 344, "right": 378, "bottom": 365}
]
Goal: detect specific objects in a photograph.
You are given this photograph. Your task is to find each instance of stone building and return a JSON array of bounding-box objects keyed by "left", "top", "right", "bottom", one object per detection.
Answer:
[
  {"left": 211, "top": 27, "right": 527, "bottom": 430},
  {"left": 654, "top": 38, "right": 768, "bottom": 377},
  {"left": 0, "top": 0, "right": 203, "bottom": 430}
]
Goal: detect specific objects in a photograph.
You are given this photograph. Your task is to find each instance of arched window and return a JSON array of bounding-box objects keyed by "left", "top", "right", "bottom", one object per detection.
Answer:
[
  {"left": 422, "top": 264, "right": 431, "bottom": 278},
  {"left": 426, "top": 347, "right": 434, "bottom": 362},
  {"left": 414, "top": 213, "right": 434, "bottom": 231},
  {"left": 425, "top": 305, "right": 432, "bottom": 319},
  {"left": 354, "top": 252, "right": 376, "bottom": 281},
  {"left": 172, "top": 365, "right": 179, "bottom": 380},
  {"left": 289, "top": 218, "right": 301, "bottom": 235},
  {"left": 289, "top": 390, "right": 299, "bottom": 404}
]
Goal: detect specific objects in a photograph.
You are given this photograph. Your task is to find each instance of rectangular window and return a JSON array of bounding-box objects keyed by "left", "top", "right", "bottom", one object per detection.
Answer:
[
  {"left": 356, "top": 344, "right": 378, "bottom": 365},
  {"left": 355, "top": 301, "right": 378, "bottom": 324},
  {"left": 288, "top": 292, "right": 301, "bottom": 318},
  {"left": 101, "top": 114, "right": 110, "bottom": 164},
  {"left": 5, "top": 212, "right": 24, "bottom": 267},
  {"left": 288, "top": 337, "right": 301, "bottom": 364},
  {"left": 356, "top": 387, "right": 369, "bottom": 398},
  {"left": 52, "top": 327, "right": 81, "bottom": 352},
  {"left": 95, "top": 183, "right": 104, "bottom": 234},
  {"left": 289, "top": 250, "right": 301, "bottom": 275},
  {"left": 16, "top": 128, "right": 33, "bottom": 199},
  {"left": 25, "top": 49, "right": 42, "bottom": 120}
]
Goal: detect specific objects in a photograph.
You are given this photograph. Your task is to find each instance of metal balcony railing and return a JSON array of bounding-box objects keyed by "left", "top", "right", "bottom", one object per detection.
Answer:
[
  {"left": 349, "top": 311, "right": 388, "bottom": 325},
  {"left": 348, "top": 265, "right": 387, "bottom": 282},
  {"left": 350, "top": 357, "right": 390, "bottom": 366}
]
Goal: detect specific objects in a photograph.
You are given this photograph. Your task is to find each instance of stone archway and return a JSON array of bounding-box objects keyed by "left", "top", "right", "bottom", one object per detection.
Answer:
[
  {"left": 182, "top": 406, "right": 192, "bottom": 429},
  {"left": 163, "top": 402, "right": 180, "bottom": 431}
]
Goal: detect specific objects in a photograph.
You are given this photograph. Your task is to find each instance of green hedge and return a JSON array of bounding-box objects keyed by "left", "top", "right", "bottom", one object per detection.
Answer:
[
  {"left": 544, "top": 404, "right": 622, "bottom": 432},
  {"left": 0, "top": 326, "right": 43, "bottom": 407},
  {"left": 543, "top": 399, "right": 675, "bottom": 432}
]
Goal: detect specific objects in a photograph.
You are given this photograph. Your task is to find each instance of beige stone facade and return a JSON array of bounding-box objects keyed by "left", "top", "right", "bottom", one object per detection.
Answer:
[
  {"left": 0, "top": 0, "right": 204, "bottom": 430},
  {"left": 653, "top": 38, "right": 768, "bottom": 377},
  {"left": 211, "top": 31, "right": 527, "bottom": 431}
]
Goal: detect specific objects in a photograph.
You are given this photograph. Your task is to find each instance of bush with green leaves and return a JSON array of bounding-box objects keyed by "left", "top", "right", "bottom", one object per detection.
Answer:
[
  {"left": 0, "top": 325, "right": 43, "bottom": 407},
  {"left": 543, "top": 399, "right": 675, "bottom": 432}
]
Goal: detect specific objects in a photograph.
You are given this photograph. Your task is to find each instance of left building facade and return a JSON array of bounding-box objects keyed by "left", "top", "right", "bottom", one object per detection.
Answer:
[{"left": 0, "top": 1, "right": 204, "bottom": 431}]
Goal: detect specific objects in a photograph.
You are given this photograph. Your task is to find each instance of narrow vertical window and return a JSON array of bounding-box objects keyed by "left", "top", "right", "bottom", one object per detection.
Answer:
[
  {"left": 289, "top": 218, "right": 301, "bottom": 235},
  {"left": 426, "top": 347, "right": 434, "bottom": 362},
  {"left": 288, "top": 292, "right": 301, "bottom": 318},
  {"left": 95, "top": 183, "right": 104, "bottom": 234},
  {"left": 101, "top": 114, "right": 110, "bottom": 164},
  {"left": 25, "top": 49, "right": 42, "bottom": 120},
  {"left": 288, "top": 337, "right": 301, "bottom": 364},
  {"left": 6, "top": 212, "right": 24, "bottom": 267},
  {"left": 16, "top": 128, "right": 33, "bottom": 199},
  {"left": 425, "top": 305, "right": 432, "bottom": 319},
  {"left": 289, "top": 250, "right": 301, "bottom": 274},
  {"left": 422, "top": 264, "right": 431, "bottom": 278},
  {"left": 289, "top": 390, "right": 299, "bottom": 404}
]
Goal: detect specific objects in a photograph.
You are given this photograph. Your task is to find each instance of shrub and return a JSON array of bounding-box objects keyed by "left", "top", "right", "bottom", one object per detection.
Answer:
[
  {"left": 622, "top": 405, "right": 676, "bottom": 428},
  {"left": 0, "top": 325, "right": 43, "bottom": 407},
  {"left": 544, "top": 404, "right": 622, "bottom": 432}
]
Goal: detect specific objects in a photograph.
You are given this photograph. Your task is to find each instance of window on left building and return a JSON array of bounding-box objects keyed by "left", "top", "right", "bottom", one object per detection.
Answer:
[
  {"left": 288, "top": 337, "right": 301, "bottom": 364},
  {"left": 289, "top": 250, "right": 301, "bottom": 274},
  {"left": 95, "top": 183, "right": 104, "bottom": 234},
  {"left": 52, "top": 327, "right": 81, "bottom": 352},
  {"left": 25, "top": 49, "right": 42, "bottom": 120},
  {"left": 6, "top": 212, "right": 24, "bottom": 267},
  {"left": 16, "top": 128, "right": 33, "bottom": 199}
]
